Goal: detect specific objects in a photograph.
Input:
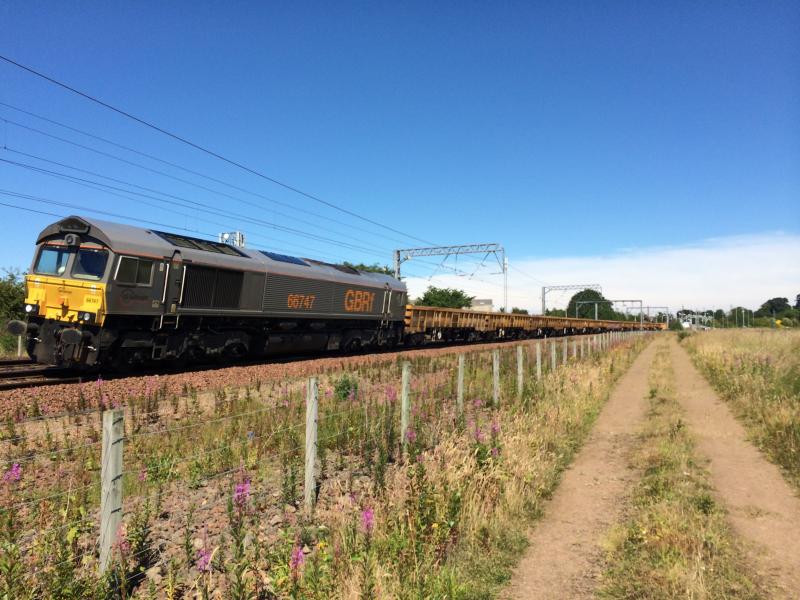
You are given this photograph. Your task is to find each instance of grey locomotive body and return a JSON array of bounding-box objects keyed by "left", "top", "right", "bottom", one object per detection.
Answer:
[{"left": 14, "top": 216, "right": 408, "bottom": 368}]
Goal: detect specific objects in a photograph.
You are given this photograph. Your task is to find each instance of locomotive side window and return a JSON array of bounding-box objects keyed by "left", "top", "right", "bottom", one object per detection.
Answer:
[
  {"left": 72, "top": 249, "right": 109, "bottom": 280},
  {"left": 115, "top": 256, "right": 154, "bottom": 286},
  {"left": 34, "top": 246, "right": 71, "bottom": 276}
]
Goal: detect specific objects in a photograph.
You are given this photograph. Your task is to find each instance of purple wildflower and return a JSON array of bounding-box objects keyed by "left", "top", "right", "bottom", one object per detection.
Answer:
[
  {"left": 138, "top": 468, "right": 147, "bottom": 483},
  {"left": 196, "top": 547, "right": 212, "bottom": 572},
  {"left": 405, "top": 428, "right": 417, "bottom": 444},
  {"left": 473, "top": 399, "right": 483, "bottom": 409},
  {"left": 290, "top": 543, "right": 305, "bottom": 575},
  {"left": 385, "top": 386, "right": 397, "bottom": 403},
  {"left": 361, "top": 507, "right": 375, "bottom": 534},
  {"left": 233, "top": 479, "right": 251, "bottom": 508},
  {"left": 2, "top": 463, "right": 21, "bottom": 483},
  {"left": 115, "top": 524, "right": 130, "bottom": 556},
  {"left": 491, "top": 447, "right": 500, "bottom": 457},
  {"left": 474, "top": 427, "right": 486, "bottom": 444},
  {"left": 490, "top": 420, "right": 501, "bottom": 436}
]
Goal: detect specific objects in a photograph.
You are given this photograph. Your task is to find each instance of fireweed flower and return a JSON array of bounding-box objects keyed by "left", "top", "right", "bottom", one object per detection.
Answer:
[
  {"left": 405, "top": 428, "right": 417, "bottom": 444},
  {"left": 473, "top": 427, "right": 486, "bottom": 444},
  {"left": 138, "top": 468, "right": 147, "bottom": 482},
  {"left": 2, "top": 463, "right": 21, "bottom": 483},
  {"left": 115, "top": 523, "right": 130, "bottom": 556},
  {"left": 490, "top": 420, "right": 501, "bottom": 436},
  {"left": 361, "top": 507, "right": 375, "bottom": 534},
  {"left": 233, "top": 479, "right": 251, "bottom": 508},
  {"left": 290, "top": 543, "right": 305, "bottom": 575},
  {"left": 196, "top": 547, "right": 212, "bottom": 572}
]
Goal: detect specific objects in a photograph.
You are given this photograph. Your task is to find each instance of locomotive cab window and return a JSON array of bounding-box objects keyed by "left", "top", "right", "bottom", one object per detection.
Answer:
[
  {"left": 34, "top": 245, "right": 71, "bottom": 276},
  {"left": 72, "top": 248, "right": 109, "bottom": 280},
  {"left": 115, "top": 256, "right": 154, "bottom": 286}
]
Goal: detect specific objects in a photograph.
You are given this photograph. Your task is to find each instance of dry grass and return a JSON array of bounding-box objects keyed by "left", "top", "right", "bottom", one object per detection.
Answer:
[
  {"left": 599, "top": 340, "right": 769, "bottom": 599},
  {"left": 683, "top": 329, "right": 800, "bottom": 490}
]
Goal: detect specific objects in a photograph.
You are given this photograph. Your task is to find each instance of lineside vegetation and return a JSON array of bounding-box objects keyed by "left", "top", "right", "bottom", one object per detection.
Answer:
[{"left": 0, "top": 335, "right": 647, "bottom": 598}]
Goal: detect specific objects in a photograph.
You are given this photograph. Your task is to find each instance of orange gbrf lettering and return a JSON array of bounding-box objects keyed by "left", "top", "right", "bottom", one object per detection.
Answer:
[{"left": 344, "top": 289, "right": 376, "bottom": 313}]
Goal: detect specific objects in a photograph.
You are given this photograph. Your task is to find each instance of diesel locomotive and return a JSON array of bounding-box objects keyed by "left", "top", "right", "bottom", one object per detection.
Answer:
[{"left": 7, "top": 216, "right": 660, "bottom": 369}]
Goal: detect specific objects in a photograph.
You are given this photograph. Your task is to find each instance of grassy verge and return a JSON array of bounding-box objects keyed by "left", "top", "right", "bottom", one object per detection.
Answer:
[
  {"left": 0, "top": 336, "right": 648, "bottom": 599},
  {"left": 322, "top": 338, "right": 648, "bottom": 599},
  {"left": 682, "top": 330, "right": 800, "bottom": 491},
  {"left": 599, "top": 340, "right": 768, "bottom": 599}
]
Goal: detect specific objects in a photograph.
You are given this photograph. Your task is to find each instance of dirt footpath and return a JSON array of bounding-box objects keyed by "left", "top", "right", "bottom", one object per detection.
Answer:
[
  {"left": 669, "top": 338, "right": 800, "bottom": 598},
  {"left": 503, "top": 340, "right": 657, "bottom": 600}
]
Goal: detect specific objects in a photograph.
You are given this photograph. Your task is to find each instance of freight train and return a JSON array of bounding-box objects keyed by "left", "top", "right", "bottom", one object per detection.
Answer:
[{"left": 7, "top": 216, "right": 661, "bottom": 369}]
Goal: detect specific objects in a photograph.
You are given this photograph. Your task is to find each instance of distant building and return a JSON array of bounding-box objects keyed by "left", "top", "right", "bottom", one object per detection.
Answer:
[{"left": 470, "top": 299, "right": 493, "bottom": 312}]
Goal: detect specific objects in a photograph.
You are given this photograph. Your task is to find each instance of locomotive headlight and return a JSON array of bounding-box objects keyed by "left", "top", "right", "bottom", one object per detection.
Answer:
[
  {"left": 24, "top": 303, "right": 37, "bottom": 313},
  {"left": 80, "top": 312, "right": 95, "bottom": 323}
]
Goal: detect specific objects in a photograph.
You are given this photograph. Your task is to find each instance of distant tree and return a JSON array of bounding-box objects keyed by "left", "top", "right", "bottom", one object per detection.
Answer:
[
  {"left": 0, "top": 269, "right": 25, "bottom": 321},
  {"left": 566, "top": 289, "right": 623, "bottom": 320},
  {"left": 714, "top": 309, "right": 725, "bottom": 321},
  {"left": 511, "top": 307, "right": 529, "bottom": 314},
  {"left": 343, "top": 262, "right": 393, "bottom": 276},
  {"left": 416, "top": 286, "right": 474, "bottom": 309},
  {"left": 755, "top": 297, "right": 791, "bottom": 318},
  {"left": 0, "top": 268, "right": 26, "bottom": 354},
  {"left": 545, "top": 308, "right": 566, "bottom": 317},
  {"left": 795, "top": 294, "right": 800, "bottom": 310}
]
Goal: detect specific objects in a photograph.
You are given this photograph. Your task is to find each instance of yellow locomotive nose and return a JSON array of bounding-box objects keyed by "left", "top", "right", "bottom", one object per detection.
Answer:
[{"left": 25, "top": 275, "right": 106, "bottom": 325}]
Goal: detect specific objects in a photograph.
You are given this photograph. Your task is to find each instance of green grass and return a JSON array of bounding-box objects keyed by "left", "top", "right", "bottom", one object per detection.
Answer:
[
  {"left": 684, "top": 329, "right": 800, "bottom": 490},
  {"left": 599, "top": 341, "right": 768, "bottom": 599}
]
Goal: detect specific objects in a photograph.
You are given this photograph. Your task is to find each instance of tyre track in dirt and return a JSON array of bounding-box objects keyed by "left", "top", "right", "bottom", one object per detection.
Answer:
[
  {"left": 503, "top": 340, "right": 657, "bottom": 599},
  {"left": 670, "top": 338, "right": 800, "bottom": 598}
]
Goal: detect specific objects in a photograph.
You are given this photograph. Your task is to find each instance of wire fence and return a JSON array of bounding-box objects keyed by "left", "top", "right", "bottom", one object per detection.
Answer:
[{"left": 0, "top": 330, "right": 646, "bottom": 586}]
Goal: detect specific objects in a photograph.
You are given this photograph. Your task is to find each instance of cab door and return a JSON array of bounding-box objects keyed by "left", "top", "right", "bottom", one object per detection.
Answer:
[{"left": 161, "top": 251, "right": 185, "bottom": 318}]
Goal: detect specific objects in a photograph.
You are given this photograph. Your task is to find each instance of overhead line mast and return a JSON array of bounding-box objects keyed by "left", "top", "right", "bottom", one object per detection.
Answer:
[{"left": 394, "top": 243, "right": 508, "bottom": 310}]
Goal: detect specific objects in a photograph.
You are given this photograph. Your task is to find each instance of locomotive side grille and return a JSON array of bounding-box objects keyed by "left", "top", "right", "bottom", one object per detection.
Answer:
[
  {"left": 214, "top": 270, "right": 244, "bottom": 308},
  {"left": 183, "top": 266, "right": 216, "bottom": 308},
  {"left": 183, "top": 266, "right": 244, "bottom": 309}
]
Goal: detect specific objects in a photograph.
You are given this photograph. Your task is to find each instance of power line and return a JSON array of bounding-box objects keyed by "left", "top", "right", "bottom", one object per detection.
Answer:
[
  {"left": 0, "top": 103, "right": 514, "bottom": 286},
  {"left": 0, "top": 105, "right": 413, "bottom": 246},
  {"left": 0, "top": 55, "right": 437, "bottom": 246},
  {"left": 0, "top": 191, "right": 432, "bottom": 278},
  {"left": 0, "top": 154, "right": 393, "bottom": 258}
]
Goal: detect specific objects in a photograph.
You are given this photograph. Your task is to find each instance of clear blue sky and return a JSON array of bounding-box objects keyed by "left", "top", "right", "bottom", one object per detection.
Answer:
[{"left": 1, "top": 2, "right": 798, "bottom": 281}]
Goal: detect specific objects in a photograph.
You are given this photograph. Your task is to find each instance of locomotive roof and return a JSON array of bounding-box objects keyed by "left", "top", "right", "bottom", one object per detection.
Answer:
[{"left": 37, "top": 216, "right": 405, "bottom": 290}]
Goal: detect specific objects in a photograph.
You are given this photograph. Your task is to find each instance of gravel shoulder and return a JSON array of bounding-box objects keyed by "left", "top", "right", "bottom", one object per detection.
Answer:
[
  {"left": 502, "top": 339, "right": 657, "bottom": 599},
  {"left": 670, "top": 337, "right": 800, "bottom": 597}
]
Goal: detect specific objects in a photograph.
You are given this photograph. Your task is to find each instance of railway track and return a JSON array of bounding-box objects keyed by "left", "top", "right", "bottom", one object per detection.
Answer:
[{"left": 0, "top": 362, "right": 82, "bottom": 391}]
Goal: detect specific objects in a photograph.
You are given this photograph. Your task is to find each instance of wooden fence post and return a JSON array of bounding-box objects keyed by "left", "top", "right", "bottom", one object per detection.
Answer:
[
  {"left": 535, "top": 342, "right": 542, "bottom": 379},
  {"left": 492, "top": 349, "right": 500, "bottom": 407},
  {"left": 551, "top": 342, "right": 557, "bottom": 371},
  {"left": 516, "top": 345, "right": 524, "bottom": 400},
  {"left": 401, "top": 362, "right": 411, "bottom": 452},
  {"left": 562, "top": 337, "right": 568, "bottom": 366},
  {"left": 572, "top": 340, "right": 577, "bottom": 360},
  {"left": 456, "top": 354, "right": 465, "bottom": 419},
  {"left": 304, "top": 377, "right": 319, "bottom": 513},
  {"left": 99, "top": 409, "right": 124, "bottom": 575}
]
